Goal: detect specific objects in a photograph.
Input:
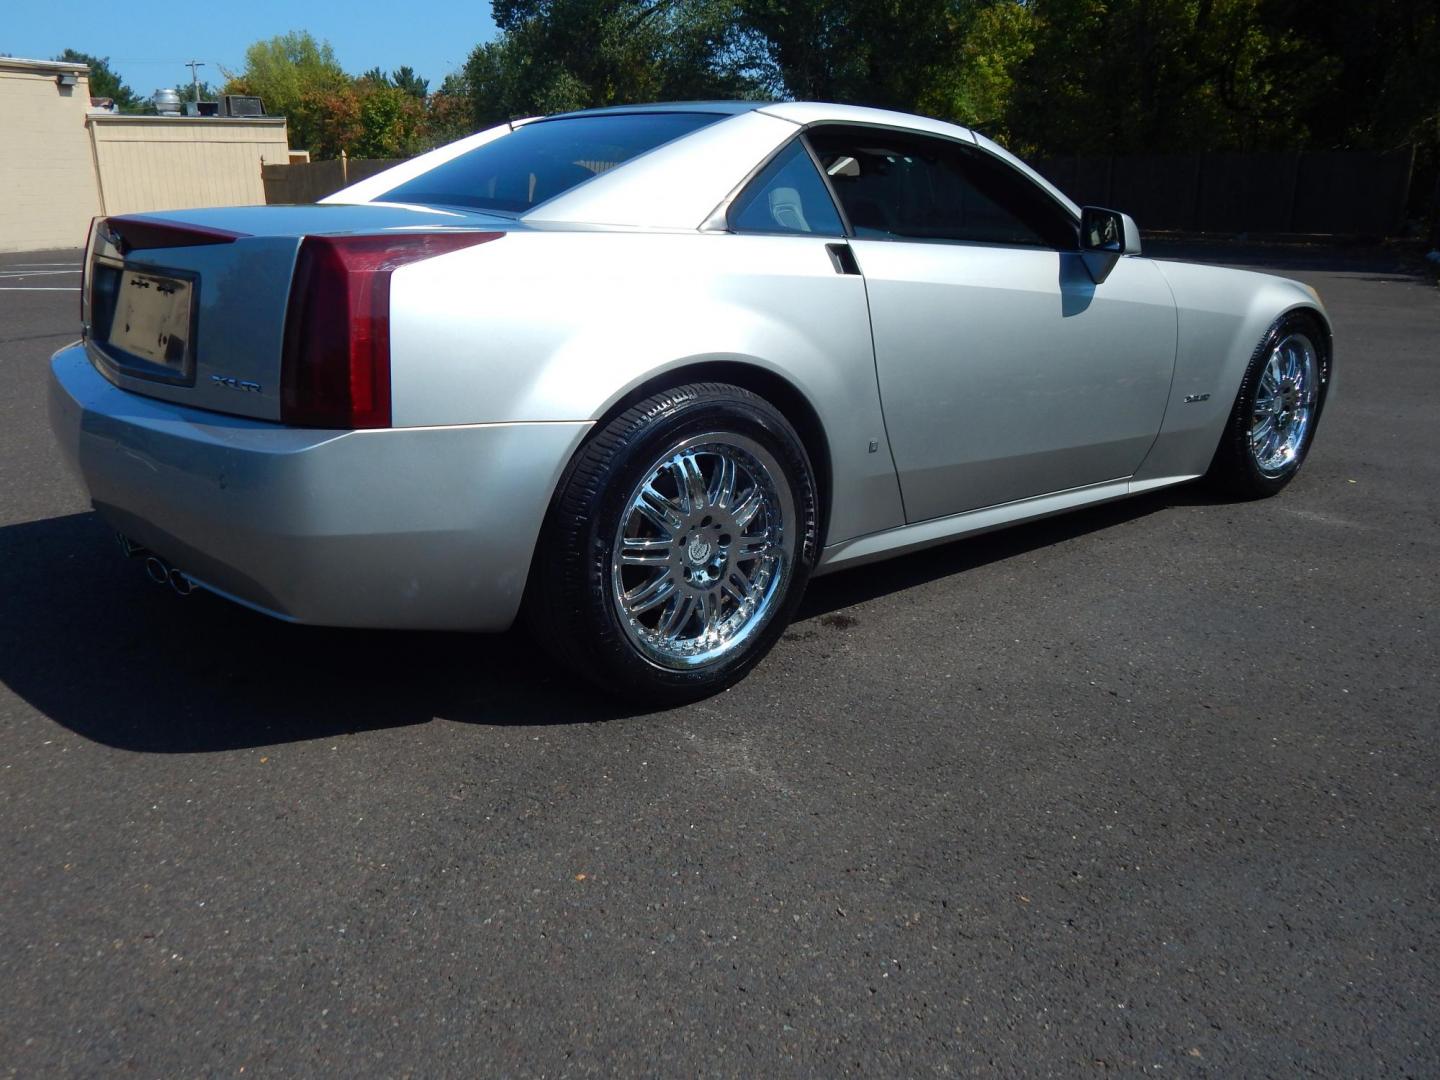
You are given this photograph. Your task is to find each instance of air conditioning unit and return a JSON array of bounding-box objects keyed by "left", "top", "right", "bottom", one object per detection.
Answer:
[
  {"left": 184, "top": 101, "right": 221, "bottom": 117},
  {"left": 223, "top": 95, "right": 264, "bottom": 117}
]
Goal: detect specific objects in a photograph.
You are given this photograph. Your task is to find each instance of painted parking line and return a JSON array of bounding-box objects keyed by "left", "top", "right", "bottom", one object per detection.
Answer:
[
  {"left": 0, "top": 271, "right": 82, "bottom": 280},
  {"left": 0, "top": 286, "right": 80, "bottom": 291}
]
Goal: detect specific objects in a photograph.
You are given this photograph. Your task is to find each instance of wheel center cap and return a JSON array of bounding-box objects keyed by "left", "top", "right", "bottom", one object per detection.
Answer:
[{"left": 687, "top": 537, "right": 713, "bottom": 565}]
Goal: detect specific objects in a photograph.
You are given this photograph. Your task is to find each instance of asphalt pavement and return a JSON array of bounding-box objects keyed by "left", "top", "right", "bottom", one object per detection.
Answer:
[{"left": 1, "top": 241, "right": 1436, "bottom": 1076}]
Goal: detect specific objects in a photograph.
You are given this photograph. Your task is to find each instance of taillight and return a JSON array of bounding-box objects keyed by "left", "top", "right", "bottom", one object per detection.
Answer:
[{"left": 280, "top": 232, "right": 502, "bottom": 429}]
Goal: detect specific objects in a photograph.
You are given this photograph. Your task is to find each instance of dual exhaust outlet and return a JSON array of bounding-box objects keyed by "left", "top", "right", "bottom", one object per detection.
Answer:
[{"left": 117, "top": 533, "right": 195, "bottom": 596}]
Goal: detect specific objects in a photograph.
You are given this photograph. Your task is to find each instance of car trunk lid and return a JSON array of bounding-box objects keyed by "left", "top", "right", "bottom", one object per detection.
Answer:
[{"left": 83, "top": 203, "right": 510, "bottom": 424}]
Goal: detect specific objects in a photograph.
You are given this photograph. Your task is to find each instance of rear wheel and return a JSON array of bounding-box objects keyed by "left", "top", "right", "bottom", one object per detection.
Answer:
[
  {"left": 1207, "top": 312, "right": 1330, "bottom": 498},
  {"left": 527, "top": 382, "right": 818, "bottom": 703}
]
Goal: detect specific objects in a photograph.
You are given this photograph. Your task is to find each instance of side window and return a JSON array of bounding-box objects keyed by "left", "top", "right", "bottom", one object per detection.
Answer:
[
  {"left": 806, "top": 126, "right": 1077, "bottom": 250},
  {"left": 728, "top": 139, "right": 845, "bottom": 237}
]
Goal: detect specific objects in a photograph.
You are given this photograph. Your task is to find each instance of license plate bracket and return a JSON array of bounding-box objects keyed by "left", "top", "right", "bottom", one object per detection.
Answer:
[{"left": 91, "top": 260, "right": 199, "bottom": 385}]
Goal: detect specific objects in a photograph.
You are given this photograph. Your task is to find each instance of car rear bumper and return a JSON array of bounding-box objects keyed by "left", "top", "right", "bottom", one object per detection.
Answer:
[{"left": 49, "top": 344, "right": 590, "bottom": 630}]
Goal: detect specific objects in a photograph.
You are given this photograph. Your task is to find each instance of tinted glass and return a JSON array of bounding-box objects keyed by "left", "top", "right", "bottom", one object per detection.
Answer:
[
  {"left": 380, "top": 112, "right": 724, "bottom": 213},
  {"left": 807, "top": 126, "right": 1077, "bottom": 249},
  {"left": 728, "top": 139, "right": 844, "bottom": 237}
]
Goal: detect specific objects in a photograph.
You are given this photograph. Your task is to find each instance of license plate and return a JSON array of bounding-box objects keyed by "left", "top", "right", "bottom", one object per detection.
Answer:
[{"left": 95, "top": 265, "right": 196, "bottom": 379}]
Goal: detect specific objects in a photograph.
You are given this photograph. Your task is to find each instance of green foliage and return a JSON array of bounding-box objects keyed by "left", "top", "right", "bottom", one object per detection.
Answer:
[
  {"left": 451, "top": 0, "right": 1438, "bottom": 162},
  {"left": 223, "top": 0, "right": 1439, "bottom": 179},
  {"left": 54, "top": 49, "right": 141, "bottom": 111},
  {"left": 305, "top": 81, "right": 430, "bottom": 159},
  {"left": 737, "top": 0, "right": 952, "bottom": 108},
  {"left": 1008, "top": 0, "right": 1300, "bottom": 154},
  {"left": 1269, "top": 0, "right": 1440, "bottom": 152},
  {"left": 464, "top": 0, "right": 767, "bottom": 126},
  {"left": 224, "top": 32, "right": 469, "bottom": 158},
  {"left": 173, "top": 80, "right": 221, "bottom": 104},
  {"left": 222, "top": 31, "right": 350, "bottom": 151},
  {"left": 915, "top": 2, "right": 1037, "bottom": 139},
  {"left": 356, "top": 83, "right": 426, "bottom": 156},
  {"left": 391, "top": 66, "right": 430, "bottom": 99},
  {"left": 1001, "top": 0, "right": 1438, "bottom": 155}
]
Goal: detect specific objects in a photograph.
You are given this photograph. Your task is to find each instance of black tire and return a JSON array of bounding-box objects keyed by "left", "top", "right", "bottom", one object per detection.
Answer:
[
  {"left": 526, "top": 382, "right": 819, "bottom": 704},
  {"left": 1206, "top": 310, "right": 1331, "bottom": 499}
]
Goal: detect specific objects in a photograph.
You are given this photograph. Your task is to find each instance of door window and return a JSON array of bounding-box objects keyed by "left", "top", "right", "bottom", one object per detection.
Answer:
[
  {"left": 728, "top": 139, "right": 845, "bottom": 237},
  {"left": 805, "top": 126, "right": 1077, "bottom": 250}
]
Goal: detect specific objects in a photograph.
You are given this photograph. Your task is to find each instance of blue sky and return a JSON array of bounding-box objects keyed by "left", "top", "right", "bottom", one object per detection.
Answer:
[{"left": 5, "top": 1, "right": 497, "bottom": 96}]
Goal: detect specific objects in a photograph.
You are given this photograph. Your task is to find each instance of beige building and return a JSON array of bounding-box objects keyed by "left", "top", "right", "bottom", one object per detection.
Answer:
[
  {"left": 0, "top": 57, "right": 101, "bottom": 252},
  {"left": 88, "top": 114, "right": 289, "bottom": 219},
  {"left": 0, "top": 57, "right": 289, "bottom": 253}
]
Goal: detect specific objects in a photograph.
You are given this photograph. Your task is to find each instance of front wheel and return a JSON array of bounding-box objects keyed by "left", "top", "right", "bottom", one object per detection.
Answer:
[
  {"left": 527, "top": 382, "right": 818, "bottom": 703},
  {"left": 1207, "top": 312, "right": 1331, "bottom": 498}
]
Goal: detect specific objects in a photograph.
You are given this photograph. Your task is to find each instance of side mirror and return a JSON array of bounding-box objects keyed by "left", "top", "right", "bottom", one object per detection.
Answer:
[{"left": 1079, "top": 206, "right": 1141, "bottom": 284}]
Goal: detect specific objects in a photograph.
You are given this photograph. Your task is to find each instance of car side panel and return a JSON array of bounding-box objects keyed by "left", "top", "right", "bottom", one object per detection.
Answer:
[
  {"left": 387, "top": 230, "right": 906, "bottom": 547},
  {"left": 1133, "top": 261, "right": 1331, "bottom": 484}
]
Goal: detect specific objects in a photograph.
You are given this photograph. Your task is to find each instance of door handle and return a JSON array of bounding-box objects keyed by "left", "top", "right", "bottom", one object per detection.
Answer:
[{"left": 826, "top": 243, "right": 861, "bottom": 276}]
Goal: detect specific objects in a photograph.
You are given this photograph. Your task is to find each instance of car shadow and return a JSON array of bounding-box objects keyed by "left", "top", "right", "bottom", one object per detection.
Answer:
[
  {"left": 1, "top": 487, "right": 1213, "bottom": 754},
  {"left": 0, "top": 512, "right": 638, "bottom": 754},
  {"left": 795, "top": 481, "right": 1227, "bottom": 620}
]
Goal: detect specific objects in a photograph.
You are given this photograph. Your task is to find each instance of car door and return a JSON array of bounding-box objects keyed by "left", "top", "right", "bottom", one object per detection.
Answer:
[
  {"left": 719, "top": 135, "right": 908, "bottom": 546},
  {"left": 807, "top": 125, "right": 1178, "bottom": 523}
]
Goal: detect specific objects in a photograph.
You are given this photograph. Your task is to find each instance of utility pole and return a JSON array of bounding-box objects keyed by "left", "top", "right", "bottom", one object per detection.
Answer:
[{"left": 185, "top": 59, "right": 205, "bottom": 104}]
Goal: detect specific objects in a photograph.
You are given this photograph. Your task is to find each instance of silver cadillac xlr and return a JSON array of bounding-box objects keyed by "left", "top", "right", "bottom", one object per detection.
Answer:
[{"left": 49, "top": 101, "right": 1333, "bottom": 701}]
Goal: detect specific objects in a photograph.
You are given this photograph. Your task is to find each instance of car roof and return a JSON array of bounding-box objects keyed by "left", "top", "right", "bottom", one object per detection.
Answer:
[
  {"left": 542, "top": 100, "right": 981, "bottom": 143},
  {"left": 346, "top": 100, "right": 1075, "bottom": 232},
  {"left": 758, "top": 100, "right": 978, "bottom": 142},
  {"left": 542, "top": 101, "right": 773, "bottom": 120}
]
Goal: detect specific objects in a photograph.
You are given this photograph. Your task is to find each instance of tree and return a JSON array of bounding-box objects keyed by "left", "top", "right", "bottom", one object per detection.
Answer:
[
  {"left": 1259, "top": 0, "right": 1440, "bottom": 152},
  {"left": 222, "top": 32, "right": 350, "bottom": 152},
  {"left": 424, "top": 84, "right": 476, "bottom": 147},
  {"left": 392, "top": 66, "right": 430, "bottom": 99},
  {"left": 307, "top": 79, "right": 429, "bottom": 159},
  {"left": 173, "top": 80, "right": 220, "bottom": 104},
  {"left": 457, "top": 1, "right": 1047, "bottom": 136},
  {"left": 913, "top": 1, "right": 1037, "bottom": 139},
  {"left": 1001, "top": 0, "right": 1440, "bottom": 157},
  {"left": 1004, "top": 0, "right": 1306, "bottom": 155},
  {"left": 54, "top": 49, "right": 141, "bottom": 111},
  {"left": 738, "top": 0, "right": 940, "bottom": 107},
  {"left": 355, "top": 82, "right": 427, "bottom": 156},
  {"left": 464, "top": 0, "right": 768, "bottom": 125}
]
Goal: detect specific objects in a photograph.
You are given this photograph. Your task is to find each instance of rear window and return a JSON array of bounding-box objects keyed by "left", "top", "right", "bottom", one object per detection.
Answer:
[{"left": 378, "top": 112, "right": 725, "bottom": 214}]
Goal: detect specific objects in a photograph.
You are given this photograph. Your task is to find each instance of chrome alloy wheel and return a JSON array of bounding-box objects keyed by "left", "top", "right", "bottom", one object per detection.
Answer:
[
  {"left": 1251, "top": 331, "right": 1318, "bottom": 477},
  {"left": 611, "top": 432, "right": 795, "bottom": 670}
]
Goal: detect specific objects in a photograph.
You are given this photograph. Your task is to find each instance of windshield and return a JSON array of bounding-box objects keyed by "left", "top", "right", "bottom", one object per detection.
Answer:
[{"left": 377, "top": 112, "right": 725, "bottom": 214}]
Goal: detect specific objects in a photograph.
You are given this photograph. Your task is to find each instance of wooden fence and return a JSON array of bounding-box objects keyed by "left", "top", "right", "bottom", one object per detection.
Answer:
[
  {"left": 1032, "top": 148, "right": 1415, "bottom": 237},
  {"left": 261, "top": 156, "right": 401, "bottom": 204},
  {"left": 262, "top": 147, "right": 1417, "bottom": 237}
]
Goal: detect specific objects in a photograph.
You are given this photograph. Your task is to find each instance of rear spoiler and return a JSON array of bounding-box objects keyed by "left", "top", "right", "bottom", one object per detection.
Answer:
[{"left": 100, "top": 216, "right": 249, "bottom": 255}]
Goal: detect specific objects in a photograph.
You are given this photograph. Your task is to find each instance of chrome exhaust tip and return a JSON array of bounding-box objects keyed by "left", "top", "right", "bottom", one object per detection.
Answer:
[{"left": 138, "top": 549, "right": 194, "bottom": 597}]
